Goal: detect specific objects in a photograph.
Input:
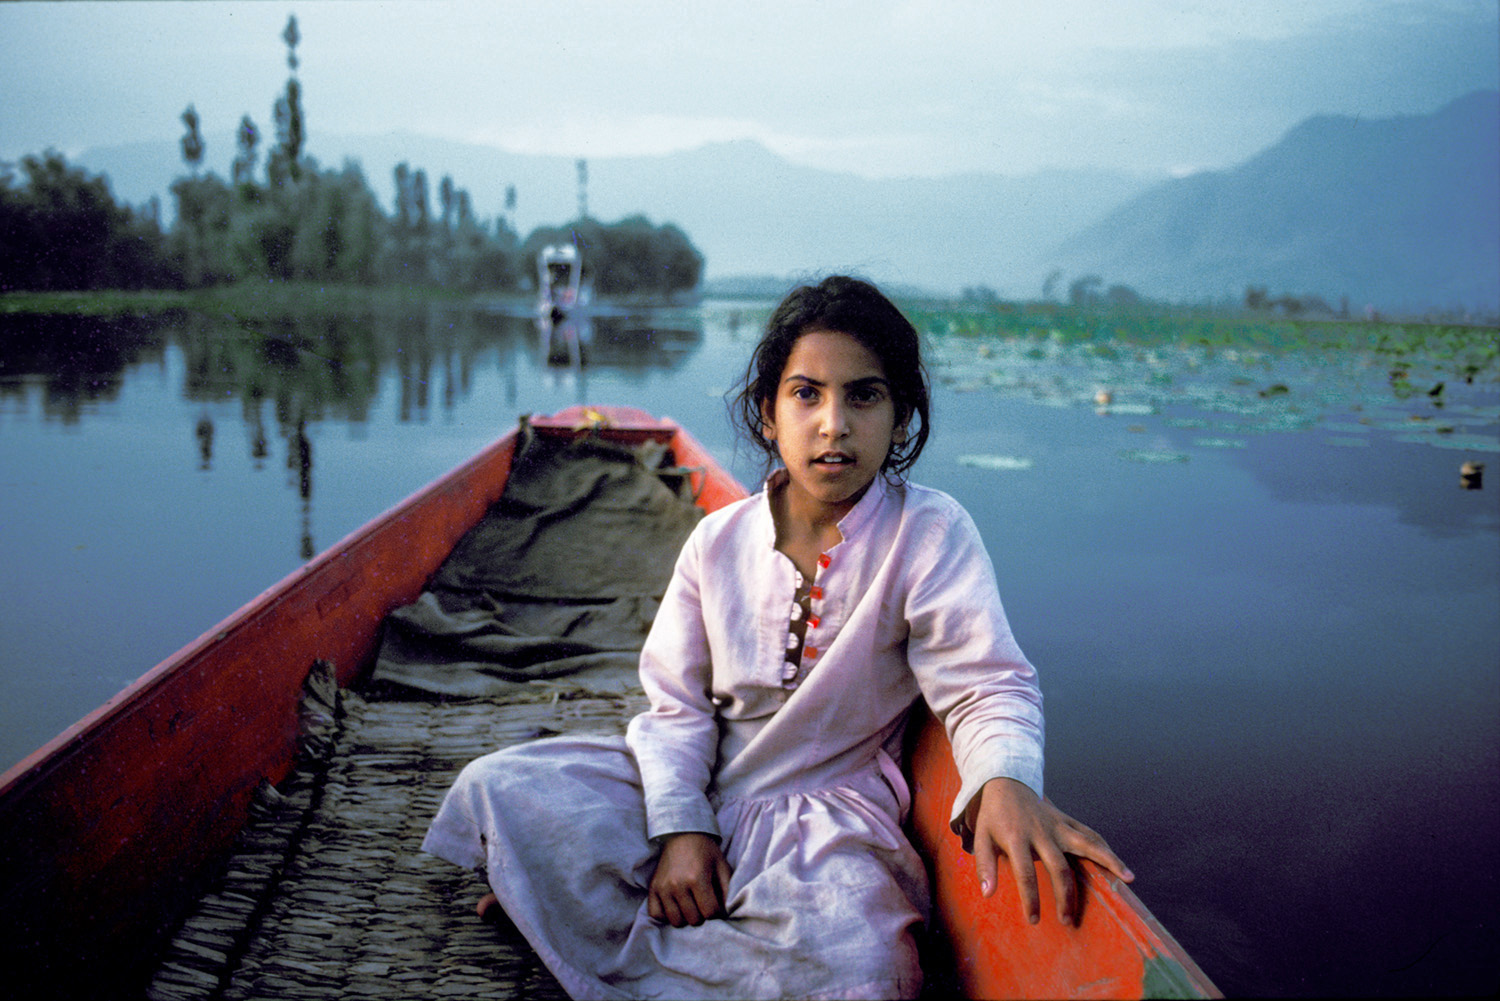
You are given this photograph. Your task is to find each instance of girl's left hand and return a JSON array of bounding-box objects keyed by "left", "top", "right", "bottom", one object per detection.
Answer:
[
  {"left": 647, "top": 832, "right": 734, "bottom": 927},
  {"left": 967, "top": 776, "right": 1134, "bottom": 927}
]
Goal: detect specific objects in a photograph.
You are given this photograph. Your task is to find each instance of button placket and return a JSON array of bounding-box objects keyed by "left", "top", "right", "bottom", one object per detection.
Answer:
[
  {"left": 781, "top": 567, "right": 811, "bottom": 690},
  {"left": 779, "top": 552, "right": 835, "bottom": 689},
  {"left": 800, "top": 552, "right": 832, "bottom": 664}
]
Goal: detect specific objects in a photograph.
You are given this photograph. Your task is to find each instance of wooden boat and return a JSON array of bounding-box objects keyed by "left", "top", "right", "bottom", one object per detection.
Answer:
[
  {"left": 0, "top": 405, "right": 1218, "bottom": 1000},
  {"left": 536, "top": 243, "right": 588, "bottom": 321}
]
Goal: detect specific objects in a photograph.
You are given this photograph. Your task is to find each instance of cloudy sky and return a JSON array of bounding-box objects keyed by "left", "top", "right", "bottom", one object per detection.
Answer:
[{"left": 1, "top": 0, "right": 1496, "bottom": 179}]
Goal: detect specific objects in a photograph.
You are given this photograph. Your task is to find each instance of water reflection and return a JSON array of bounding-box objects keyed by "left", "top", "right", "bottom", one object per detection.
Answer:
[
  {"left": 291, "top": 418, "right": 313, "bottom": 560},
  {"left": 0, "top": 313, "right": 167, "bottom": 421},
  {"left": 535, "top": 311, "right": 706, "bottom": 371},
  {"left": 179, "top": 313, "right": 384, "bottom": 425},
  {"left": 0, "top": 303, "right": 706, "bottom": 560},
  {"left": 538, "top": 313, "right": 587, "bottom": 368}
]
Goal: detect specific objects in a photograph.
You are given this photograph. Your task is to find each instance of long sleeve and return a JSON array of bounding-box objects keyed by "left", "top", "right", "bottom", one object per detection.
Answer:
[
  {"left": 902, "top": 498, "right": 1045, "bottom": 847},
  {"left": 624, "top": 526, "right": 723, "bottom": 841}
]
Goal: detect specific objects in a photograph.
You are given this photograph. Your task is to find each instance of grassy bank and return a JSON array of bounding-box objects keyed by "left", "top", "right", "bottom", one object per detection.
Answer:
[{"left": 0, "top": 282, "right": 528, "bottom": 321}]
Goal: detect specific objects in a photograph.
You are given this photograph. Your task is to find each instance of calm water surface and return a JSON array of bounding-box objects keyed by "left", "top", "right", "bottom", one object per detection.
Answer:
[{"left": 1, "top": 302, "right": 1496, "bottom": 997}]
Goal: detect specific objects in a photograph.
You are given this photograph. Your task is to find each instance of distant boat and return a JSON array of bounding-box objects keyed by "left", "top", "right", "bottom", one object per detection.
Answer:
[{"left": 536, "top": 243, "right": 589, "bottom": 321}]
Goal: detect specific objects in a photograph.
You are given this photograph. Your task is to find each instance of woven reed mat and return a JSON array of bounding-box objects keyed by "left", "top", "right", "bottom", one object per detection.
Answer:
[{"left": 146, "top": 667, "right": 646, "bottom": 1001}]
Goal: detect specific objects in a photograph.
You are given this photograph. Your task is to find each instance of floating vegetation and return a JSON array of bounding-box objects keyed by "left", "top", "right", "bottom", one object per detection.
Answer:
[
  {"left": 910, "top": 302, "right": 1497, "bottom": 461},
  {"left": 1393, "top": 432, "right": 1500, "bottom": 453},
  {"left": 957, "top": 454, "right": 1034, "bottom": 471},
  {"left": 1120, "top": 449, "right": 1190, "bottom": 464},
  {"left": 1193, "top": 437, "right": 1248, "bottom": 449},
  {"left": 1240, "top": 415, "right": 1320, "bottom": 434},
  {"left": 908, "top": 301, "right": 1499, "bottom": 379},
  {"left": 1323, "top": 436, "right": 1372, "bottom": 448}
]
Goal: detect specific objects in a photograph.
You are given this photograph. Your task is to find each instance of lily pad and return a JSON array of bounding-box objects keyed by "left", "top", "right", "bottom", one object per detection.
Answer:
[
  {"left": 1393, "top": 433, "right": 1500, "bottom": 453},
  {"left": 1119, "top": 449, "right": 1190, "bottom": 464},
  {"left": 957, "top": 454, "right": 1034, "bottom": 471}
]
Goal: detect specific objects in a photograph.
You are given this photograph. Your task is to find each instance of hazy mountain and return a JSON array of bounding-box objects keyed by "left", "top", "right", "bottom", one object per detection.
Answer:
[
  {"left": 1047, "top": 91, "right": 1500, "bottom": 313},
  {"left": 73, "top": 133, "right": 1155, "bottom": 297}
]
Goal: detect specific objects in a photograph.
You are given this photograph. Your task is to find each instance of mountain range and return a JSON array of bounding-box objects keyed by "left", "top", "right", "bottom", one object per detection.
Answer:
[
  {"left": 69, "top": 90, "right": 1499, "bottom": 311},
  {"left": 1052, "top": 90, "right": 1499, "bottom": 313}
]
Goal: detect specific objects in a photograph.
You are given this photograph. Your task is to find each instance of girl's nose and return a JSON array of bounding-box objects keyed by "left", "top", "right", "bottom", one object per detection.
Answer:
[{"left": 820, "top": 400, "right": 850, "bottom": 438}]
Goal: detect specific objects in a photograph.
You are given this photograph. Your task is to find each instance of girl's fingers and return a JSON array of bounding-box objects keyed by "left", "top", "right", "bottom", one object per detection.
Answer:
[
  {"left": 682, "top": 894, "right": 705, "bottom": 926},
  {"left": 656, "top": 892, "right": 682, "bottom": 927},
  {"left": 688, "top": 882, "right": 719, "bottom": 924},
  {"left": 970, "top": 789, "right": 1135, "bottom": 928},
  {"left": 1061, "top": 822, "right": 1135, "bottom": 882},
  {"left": 974, "top": 830, "right": 999, "bottom": 899},
  {"left": 1007, "top": 841, "right": 1041, "bottom": 924},
  {"left": 1036, "top": 842, "right": 1077, "bottom": 925}
]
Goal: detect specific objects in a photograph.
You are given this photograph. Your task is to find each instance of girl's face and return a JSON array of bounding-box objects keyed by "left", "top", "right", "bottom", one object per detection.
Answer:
[{"left": 760, "top": 328, "right": 904, "bottom": 521}]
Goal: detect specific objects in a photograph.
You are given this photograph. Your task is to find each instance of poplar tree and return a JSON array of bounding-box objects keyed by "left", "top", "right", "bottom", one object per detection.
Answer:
[
  {"left": 233, "top": 116, "right": 260, "bottom": 188},
  {"left": 180, "top": 105, "right": 205, "bottom": 174},
  {"left": 271, "top": 15, "right": 304, "bottom": 185}
]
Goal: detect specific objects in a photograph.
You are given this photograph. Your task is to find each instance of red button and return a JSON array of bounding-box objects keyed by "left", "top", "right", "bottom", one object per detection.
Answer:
[
  {"left": 803, "top": 645, "right": 818, "bottom": 660},
  {"left": 810, "top": 586, "right": 824, "bottom": 601},
  {"left": 807, "top": 615, "right": 820, "bottom": 628},
  {"left": 818, "top": 553, "right": 831, "bottom": 568}
]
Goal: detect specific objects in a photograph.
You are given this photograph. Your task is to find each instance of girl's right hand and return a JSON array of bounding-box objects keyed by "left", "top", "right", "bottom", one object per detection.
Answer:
[{"left": 647, "top": 832, "right": 734, "bottom": 927}]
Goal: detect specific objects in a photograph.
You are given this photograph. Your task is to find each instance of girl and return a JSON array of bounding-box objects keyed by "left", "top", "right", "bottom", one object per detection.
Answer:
[{"left": 423, "top": 276, "right": 1131, "bottom": 1000}]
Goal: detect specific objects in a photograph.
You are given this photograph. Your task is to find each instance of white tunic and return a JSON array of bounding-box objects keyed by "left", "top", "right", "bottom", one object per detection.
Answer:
[{"left": 422, "top": 472, "right": 1044, "bottom": 1000}]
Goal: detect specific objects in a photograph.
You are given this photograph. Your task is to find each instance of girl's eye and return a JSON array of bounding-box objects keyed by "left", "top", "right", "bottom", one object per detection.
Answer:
[
  {"left": 849, "top": 387, "right": 882, "bottom": 405},
  {"left": 791, "top": 385, "right": 818, "bottom": 402}
]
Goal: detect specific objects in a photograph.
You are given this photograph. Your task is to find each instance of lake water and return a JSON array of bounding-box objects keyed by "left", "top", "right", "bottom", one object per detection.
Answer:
[{"left": 1, "top": 301, "right": 1496, "bottom": 997}]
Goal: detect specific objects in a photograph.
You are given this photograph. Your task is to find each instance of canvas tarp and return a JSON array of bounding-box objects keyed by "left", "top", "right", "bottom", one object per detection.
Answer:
[{"left": 370, "top": 427, "right": 705, "bottom": 696}]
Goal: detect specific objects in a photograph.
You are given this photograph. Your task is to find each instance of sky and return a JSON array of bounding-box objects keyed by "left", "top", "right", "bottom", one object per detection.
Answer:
[{"left": 1, "top": 0, "right": 1497, "bottom": 180}]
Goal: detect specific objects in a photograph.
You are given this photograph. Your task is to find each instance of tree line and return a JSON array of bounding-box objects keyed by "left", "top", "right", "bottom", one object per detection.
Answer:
[{"left": 2, "top": 15, "right": 701, "bottom": 297}]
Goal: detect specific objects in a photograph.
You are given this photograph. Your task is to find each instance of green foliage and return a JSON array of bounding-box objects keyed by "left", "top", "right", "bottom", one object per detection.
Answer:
[
  {"left": 180, "top": 105, "right": 205, "bottom": 172},
  {"left": 1, "top": 152, "right": 175, "bottom": 291},
  {"left": 4, "top": 13, "right": 699, "bottom": 298},
  {"left": 521, "top": 215, "right": 703, "bottom": 296},
  {"left": 269, "top": 77, "right": 305, "bottom": 187},
  {"left": 233, "top": 116, "right": 261, "bottom": 187}
]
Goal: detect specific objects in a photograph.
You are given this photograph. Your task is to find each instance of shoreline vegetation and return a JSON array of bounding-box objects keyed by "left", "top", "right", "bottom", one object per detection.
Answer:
[
  {"left": 0, "top": 283, "right": 518, "bottom": 320},
  {"left": 1, "top": 16, "right": 702, "bottom": 308}
]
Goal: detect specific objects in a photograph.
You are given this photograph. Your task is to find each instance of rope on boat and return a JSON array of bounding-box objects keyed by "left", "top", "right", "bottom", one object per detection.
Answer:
[{"left": 145, "top": 663, "right": 647, "bottom": 1001}]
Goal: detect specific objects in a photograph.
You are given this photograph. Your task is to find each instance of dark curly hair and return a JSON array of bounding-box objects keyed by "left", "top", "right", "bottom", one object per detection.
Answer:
[{"left": 732, "top": 275, "right": 931, "bottom": 479}]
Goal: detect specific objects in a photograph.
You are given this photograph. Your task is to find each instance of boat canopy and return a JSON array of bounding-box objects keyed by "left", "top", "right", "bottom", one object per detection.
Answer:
[{"left": 538, "top": 243, "right": 582, "bottom": 310}]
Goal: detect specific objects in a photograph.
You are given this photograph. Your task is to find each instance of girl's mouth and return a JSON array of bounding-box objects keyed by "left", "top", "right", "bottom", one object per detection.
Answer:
[{"left": 813, "top": 453, "right": 854, "bottom": 466}]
